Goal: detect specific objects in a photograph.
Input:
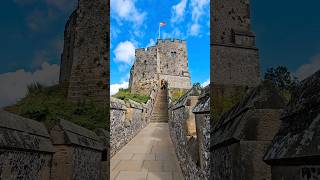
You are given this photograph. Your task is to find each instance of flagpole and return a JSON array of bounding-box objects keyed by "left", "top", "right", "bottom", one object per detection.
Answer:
[{"left": 158, "top": 24, "right": 160, "bottom": 39}]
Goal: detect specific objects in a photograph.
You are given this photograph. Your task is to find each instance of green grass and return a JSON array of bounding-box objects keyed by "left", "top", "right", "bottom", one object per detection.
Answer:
[
  {"left": 169, "top": 88, "right": 190, "bottom": 103},
  {"left": 211, "top": 89, "right": 246, "bottom": 121},
  {"left": 5, "top": 84, "right": 108, "bottom": 130},
  {"left": 113, "top": 88, "right": 149, "bottom": 104}
]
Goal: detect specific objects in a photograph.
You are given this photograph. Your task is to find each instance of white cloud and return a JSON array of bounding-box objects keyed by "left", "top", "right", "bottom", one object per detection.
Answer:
[
  {"left": 188, "top": 0, "right": 209, "bottom": 36},
  {"left": 171, "top": 0, "right": 188, "bottom": 23},
  {"left": 0, "top": 62, "right": 60, "bottom": 108},
  {"left": 110, "top": 0, "right": 146, "bottom": 25},
  {"left": 146, "top": 38, "right": 156, "bottom": 47},
  {"left": 294, "top": 54, "right": 320, "bottom": 80},
  {"left": 189, "top": 23, "right": 200, "bottom": 36},
  {"left": 190, "top": 0, "right": 209, "bottom": 22},
  {"left": 163, "top": 27, "right": 185, "bottom": 39},
  {"left": 110, "top": 81, "right": 129, "bottom": 96},
  {"left": 114, "top": 41, "right": 136, "bottom": 65},
  {"left": 201, "top": 79, "right": 210, "bottom": 87}
]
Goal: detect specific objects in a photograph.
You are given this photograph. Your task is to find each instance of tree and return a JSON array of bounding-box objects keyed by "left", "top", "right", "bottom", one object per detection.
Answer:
[{"left": 264, "top": 66, "right": 298, "bottom": 91}]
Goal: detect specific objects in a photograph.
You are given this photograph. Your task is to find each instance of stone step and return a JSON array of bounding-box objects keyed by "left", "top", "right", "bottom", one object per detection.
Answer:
[{"left": 151, "top": 88, "right": 169, "bottom": 123}]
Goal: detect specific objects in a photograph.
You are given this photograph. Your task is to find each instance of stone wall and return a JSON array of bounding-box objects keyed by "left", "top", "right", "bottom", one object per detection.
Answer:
[
  {"left": 210, "top": 81, "right": 285, "bottom": 180},
  {"left": 110, "top": 84, "right": 158, "bottom": 156},
  {"left": 193, "top": 86, "right": 210, "bottom": 178},
  {"left": 264, "top": 70, "right": 320, "bottom": 180},
  {"left": 0, "top": 110, "right": 54, "bottom": 180},
  {"left": 168, "top": 86, "right": 209, "bottom": 179},
  {"left": 50, "top": 119, "right": 104, "bottom": 180},
  {"left": 0, "top": 110, "right": 109, "bottom": 180},
  {"left": 211, "top": 0, "right": 260, "bottom": 94},
  {"left": 130, "top": 39, "right": 192, "bottom": 96},
  {"left": 110, "top": 98, "right": 146, "bottom": 156},
  {"left": 59, "top": 0, "right": 108, "bottom": 104},
  {"left": 59, "top": 10, "right": 77, "bottom": 92}
]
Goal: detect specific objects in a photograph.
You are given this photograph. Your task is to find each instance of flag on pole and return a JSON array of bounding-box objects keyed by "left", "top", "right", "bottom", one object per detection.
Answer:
[
  {"left": 159, "top": 22, "right": 166, "bottom": 39},
  {"left": 160, "top": 22, "right": 166, "bottom": 27}
]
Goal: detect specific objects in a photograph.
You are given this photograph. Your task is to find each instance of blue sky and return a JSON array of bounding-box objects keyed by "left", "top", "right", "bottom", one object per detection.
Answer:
[
  {"left": 0, "top": 0, "right": 319, "bottom": 105},
  {"left": 110, "top": 0, "right": 210, "bottom": 94}
]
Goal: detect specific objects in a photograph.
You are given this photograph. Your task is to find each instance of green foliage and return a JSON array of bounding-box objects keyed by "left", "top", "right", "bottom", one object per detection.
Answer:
[
  {"left": 5, "top": 84, "right": 108, "bottom": 130},
  {"left": 264, "top": 66, "right": 299, "bottom": 91},
  {"left": 113, "top": 88, "right": 149, "bottom": 104},
  {"left": 264, "top": 66, "right": 299, "bottom": 103}
]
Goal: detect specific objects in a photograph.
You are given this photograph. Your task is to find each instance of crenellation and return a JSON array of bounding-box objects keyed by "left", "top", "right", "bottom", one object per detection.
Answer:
[{"left": 130, "top": 38, "right": 192, "bottom": 95}]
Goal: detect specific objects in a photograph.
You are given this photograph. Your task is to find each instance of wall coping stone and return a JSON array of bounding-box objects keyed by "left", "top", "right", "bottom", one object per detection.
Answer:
[
  {"left": 264, "top": 70, "right": 320, "bottom": 164},
  {"left": 50, "top": 119, "right": 103, "bottom": 151},
  {"left": 0, "top": 110, "right": 55, "bottom": 153},
  {"left": 193, "top": 85, "right": 210, "bottom": 114},
  {"left": 211, "top": 81, "right": 285, "bottom": 149},
  {"left": 110, "top": 97, "right": 127, "bottom": 110},
  {"left": 171, "top": 85, "right": 202, "bottom": 110}
]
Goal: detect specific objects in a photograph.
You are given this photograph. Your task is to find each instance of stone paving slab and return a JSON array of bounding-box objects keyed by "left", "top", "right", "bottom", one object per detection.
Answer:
[{"left": 111, "top": 123, "right": 184, "bottom": 180}]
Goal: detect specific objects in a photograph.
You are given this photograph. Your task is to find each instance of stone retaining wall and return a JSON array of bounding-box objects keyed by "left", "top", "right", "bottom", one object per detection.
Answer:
[
  {"left": 0, "top": 110, "right": 108, "bottom": 180},
  {"left": 110, "top": 84, "right": 158, "bottom": 157},
  {"left": 110, "top": 98, "right": 147, "bottom": 156},
  {"left": 168, "top": 86, "right": 209, "bottom": 180}
]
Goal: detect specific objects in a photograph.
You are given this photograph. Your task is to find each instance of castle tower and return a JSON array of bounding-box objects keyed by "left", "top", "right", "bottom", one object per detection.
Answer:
[
  {"left": 59, "top": 0, "right": 108, "bottom": 104},
  {"left": 129, "top": 39, "right": 192, "bottom": 95},
  {"left": 211, "top": 0, "right": 260, "bottom": 94}
]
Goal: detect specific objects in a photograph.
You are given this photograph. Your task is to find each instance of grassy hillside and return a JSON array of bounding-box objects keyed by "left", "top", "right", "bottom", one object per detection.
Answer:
[
  {"left": 5, "top": 84, "right": 108, "bottom": 130},
  {"left": 113, "top": 88, "right": 149, "bottom": 104}
]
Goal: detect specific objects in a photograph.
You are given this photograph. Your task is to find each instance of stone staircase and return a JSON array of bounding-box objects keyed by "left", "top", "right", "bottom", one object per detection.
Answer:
[{"left": 151, "top": 87, "right": 169, "bottom": 122}]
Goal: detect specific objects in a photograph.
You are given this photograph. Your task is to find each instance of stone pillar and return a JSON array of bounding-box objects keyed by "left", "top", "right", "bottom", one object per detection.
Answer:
[{"left": 50, "top": 119, "right": 104, "bottom": 180}]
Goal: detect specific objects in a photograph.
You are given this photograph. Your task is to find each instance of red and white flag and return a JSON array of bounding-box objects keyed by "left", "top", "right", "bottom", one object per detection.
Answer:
[{"left": 160, "top": 22, "right": 166, "bottom": 27}]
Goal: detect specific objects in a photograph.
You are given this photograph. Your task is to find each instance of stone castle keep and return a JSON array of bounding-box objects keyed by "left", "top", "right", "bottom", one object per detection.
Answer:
[
  {"left": 129, "top": 39, "right": 192, "bottom": 95},
  {"left": 59, "top": 0, "right": 108, "bottom": 104},
  {"left": 211, "top": 0, "right": 261, "bottom": 95}
]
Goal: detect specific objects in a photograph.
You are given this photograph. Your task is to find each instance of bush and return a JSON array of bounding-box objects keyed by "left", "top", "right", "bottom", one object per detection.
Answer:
[
  {"left": 5, "top": 84, "right": 108, "bottom": 130},
  {"left": 113, "top": 88, "right": 149, "bottom": 104}
]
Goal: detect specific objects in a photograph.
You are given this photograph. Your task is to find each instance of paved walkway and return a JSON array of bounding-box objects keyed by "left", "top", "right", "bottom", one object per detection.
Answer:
[{"left": 111, "top": 123, "right": 184, "bottom": 180}]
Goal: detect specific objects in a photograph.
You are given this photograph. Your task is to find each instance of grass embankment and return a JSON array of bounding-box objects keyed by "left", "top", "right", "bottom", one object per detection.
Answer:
[
  {"left": 113, "top": 88, "right": 149, "bottom": 104},
  {"left": 5, "top": 84, "right": 108, "bottom": 130}
]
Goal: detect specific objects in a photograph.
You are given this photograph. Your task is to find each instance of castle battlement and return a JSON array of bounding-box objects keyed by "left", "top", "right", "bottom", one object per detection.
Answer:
[
  {"left": 157, "top": 38, "right": 186, "bottom": 44},
  {"left": 129, "top": 38, "right": 192, "bottom": 95},
  {"left": 135, "top": 46, "right": 157, "bottom": 53}
]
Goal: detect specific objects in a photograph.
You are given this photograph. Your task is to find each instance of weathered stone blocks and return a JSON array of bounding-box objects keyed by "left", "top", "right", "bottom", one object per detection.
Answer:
[
  {"left": 169, "top": 86, "right": 209, "bottom": 179},
  {"left": 49, "top": 119, "right": 104, "bottom": 180},
  {"left": 110, "top": 98, "right": 147, "bottom": 156},
  {"left": 264, "top": 70, "right": 320, "bottom": 180},
  {"left": 59, "top": 0, "right": 108, "bottom": 104},
  {"left": 211, "top": 81, "right": 285, "bottom": 180},
  {"left": 0, "top": 110, "right": 55, "bottom": 180},
  {"left": 130, "top": 39, "right": 192, "bottom": 96}
]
